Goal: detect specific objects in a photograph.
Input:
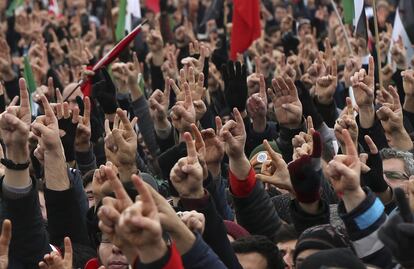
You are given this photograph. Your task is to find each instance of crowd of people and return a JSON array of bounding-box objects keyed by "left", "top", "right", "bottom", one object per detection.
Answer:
[{"left": 0, "top": 0, "right": 413, "bottom": 268}]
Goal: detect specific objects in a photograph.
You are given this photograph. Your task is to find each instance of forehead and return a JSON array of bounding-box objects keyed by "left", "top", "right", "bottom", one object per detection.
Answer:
[{"left": 383, "top": 158, "right": 406, "bottom": 172}]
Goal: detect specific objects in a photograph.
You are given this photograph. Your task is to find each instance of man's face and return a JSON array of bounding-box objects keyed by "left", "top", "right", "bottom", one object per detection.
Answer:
[
  {"left": 383, "top": 158, "right": 410, "bottom": 196},
  {"left": 275, "top": 7, "right": 287, "bottom": 23},
  {"left": 85, "top": 183, "right": 95, "bottom": 208},
  {"left": 277, "top": 239, "right": 297, "bottom": 269},
  {"left": 236, "top": 252, "right": 268, "bottom": 269},
  {"left": 62, "top": 83, "right": 84, "bottom": 111},
  {"left": 98, "top": 235, "right": 129, "bottom": 269},
  {"left": 298, "top": 24, "right": 312, "bottom": 38}
]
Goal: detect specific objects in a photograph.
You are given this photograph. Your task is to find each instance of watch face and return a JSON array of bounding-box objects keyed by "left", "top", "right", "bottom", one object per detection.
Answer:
[{"left": 257, "top": 152, "right": 268, "bottom": 163}]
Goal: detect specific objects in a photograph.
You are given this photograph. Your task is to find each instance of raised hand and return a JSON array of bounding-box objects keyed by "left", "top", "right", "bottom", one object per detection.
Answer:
[
  {"left": 256, "top": 140, "right": 292, "bottom": 193},
  {"left": 48, "top": 29, "right": 65, "bottom": 65},
  {"left": 178, "top": 210, "right": 205, "bottom": 234},
  {"left": 0, "top": 38, "right": 15, "bottom": 81},
  {"left": 201, "top": 117, "right": 225, "bottom": 176},
  {"left": 39, "top": 237, "right": 72, "bottom": 269},
  {"left": 170, "top": 83, "right": 196, "bottom": 134},
  {"left": 221, "top": 61, "right": 248, "bottom": 112},
  {"left": 401, "top": 69, "right": 414, "bottom": 113},
  {"left": 326, "top": 129, "right": 364, "bottom": 211},
  {"left": 0, "top": 220, "right": 11, "bottom": 269},
  {"left": 31, "top": 95, "right": 61, "bottom": 151},
  {"left": 334, "top": 98, "right": 358, "bottom": 150},
  {"left": 315, "top": 58, "right": 337, "bottom": 105},
  {"left": 73, "top": 97, "right": 91, "bottom": 152},
  {"left": 361, "top": 135, "right": 389, "bottom": 194},
  {"left": 247, "top": 74, "right": 267, "bottom": 132},
  {"left": 91, "top": 162, "right": 118, "bottom": 204},
  {"left": 149, "top": 82, "right": 170, "bottom": 125},
  {"left": 171, "top": 67, "right": 205, "bottom": 101},
  {"left": 350, "top": 56, "right": 375, "bottom": 108},
  {"left": 391, "top": 36, "right": 407, "bottom": 70},
  {"left": 220, "top": 108, "right": 246, "bottom": 159},
  {"left": 376, "top": 85, "right": 413, "bottom": 150},
  {"left": 268, "top": 76, "right": 303, "bottom": 129},
  {"left": 117, "top": 175, "right": 166, "bottom": 264},
  {"left": 32, "top": 95, "right": 70, "bottom": 190},
  {"left": 170, "top": 132, "right": 204, "bottom": 199},
  {"left": 126, "top": 52, "right": 143, "bottom": 101},
  {"left": 343, "top": 56, "right": 361, "bottom": 88},
  {"left": 97, "top": 166, "right": 138, "bottom": 262},
  {"left": 104, "top": 109, "right": 138, "bottom": 180},
  {"left": 292, "top": 116, "right": 315, "bottom": 160},
  {"left": 0, "top": 79, "right": 31, "bottom": 163}
]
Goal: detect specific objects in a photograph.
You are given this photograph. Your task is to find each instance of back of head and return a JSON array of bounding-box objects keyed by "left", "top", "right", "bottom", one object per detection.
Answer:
[
  {"left": 232, "top": 235, "right": 284, "bottom": 269},
  {"left": 294, "top": 224, "right": 353, "bottom": 261},
  {"left": 298, "top": 248, "right": 365, "bottom": 269}
]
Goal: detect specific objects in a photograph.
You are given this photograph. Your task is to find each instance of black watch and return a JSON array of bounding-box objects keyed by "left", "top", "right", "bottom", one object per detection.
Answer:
[{"left": 1, "top": 158, "right": 30, "bottom": 170}]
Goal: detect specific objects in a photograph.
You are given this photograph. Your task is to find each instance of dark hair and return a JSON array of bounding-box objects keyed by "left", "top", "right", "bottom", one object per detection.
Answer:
[
  {"left": 232, "top": 235, "right": 284, "bottom": 269},
  {"left": 276, "top": 224, "right": 299, "bottom": 243},
  {"left": 82, "top": 169, "right": 95, "bottom": 188}
]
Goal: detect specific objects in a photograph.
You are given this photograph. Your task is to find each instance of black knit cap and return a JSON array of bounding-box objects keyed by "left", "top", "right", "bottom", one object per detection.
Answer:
[
  {"left": 299, "top": 248, "right": 366, "bottom": 269},
  {"left": 293, "top": 224, "right": 353, "bottom": 262}
]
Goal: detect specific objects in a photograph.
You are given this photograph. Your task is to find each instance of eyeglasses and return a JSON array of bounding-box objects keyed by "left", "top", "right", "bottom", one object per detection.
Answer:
[{"left": 383, "top": 171, "right": 410, "bottom": 180}]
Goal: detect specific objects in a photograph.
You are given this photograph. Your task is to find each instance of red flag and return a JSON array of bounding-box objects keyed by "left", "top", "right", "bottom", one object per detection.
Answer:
[
  {"left": 146, "top": 0, "right": 160, "bottom": 13},
  {"left": 230, "top": 0, "right": 261, "bottom": 60},
  {"left": 69, "top": 20, "right": 148, "bottom": 99}
]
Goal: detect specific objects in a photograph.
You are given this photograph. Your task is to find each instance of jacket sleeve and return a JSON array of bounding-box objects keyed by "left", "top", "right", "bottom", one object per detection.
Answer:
[
  {"left": 0, "top": 177, "right": 51, "bottom": 268},
  {"left": 338, "top": 188, "right": 393, "bottom": 268},
  {"left": 134, "top": 242, "right": 184, "bottom": 269},
  {"left": 180, "top": 191, "right": 242, "bottom": 269},
  {"left": 204, "top": 173, "right": 234, "bottom": 221},
  {"left": 230, "top": 167, "right": 283, "bottom": 242},
  {"left": 75, "top": 144, "right": 97, "bottom": 175},
  {"left": 313, "top": 96, "right": 339, "bottom": 128},
  {"left": 44, "top": 186, "right": 90, "bottom": 247},
  {"left": 356, "top": 115, "right": 389, "bottom": 152},
  {"left": 181, "top": 233, "right": 228, "bottom": 269},
  {"left": 131, "top": 95, "right": 160, "bottom": 156}
]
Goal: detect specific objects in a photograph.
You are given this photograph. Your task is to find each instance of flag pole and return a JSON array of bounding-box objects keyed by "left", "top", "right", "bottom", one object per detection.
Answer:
[
  {"left": 330, "top": 0, "right": 352, "bottom": 54},
  {"left": 106, "top": 0, "right": 116, "bottom": 42},
  {"left": 372, "top": 0, "right": 383, "bottom": 90},
  {"left": 63, "top": 19, "right": 148, "bottom": 102}
]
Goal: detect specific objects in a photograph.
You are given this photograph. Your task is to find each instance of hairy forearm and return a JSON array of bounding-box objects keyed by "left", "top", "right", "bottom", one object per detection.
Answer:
[
  {"left": 343, "top": 187, "right": 366, "bottom": 212},
  {"left": 359, "top": 105, "right": 375, "bottom": 129},
  {"left": 229, "top": 154, "right": 251, "bottom": 180},
  {"left": 390, "top": 130, "right": 413, "bottom": 151},
  {"left": 44, "top": 149, "right": 70, "bottom": 191},
  {"left": 404, "top": 96, "right": 414, "bottom": 113}
]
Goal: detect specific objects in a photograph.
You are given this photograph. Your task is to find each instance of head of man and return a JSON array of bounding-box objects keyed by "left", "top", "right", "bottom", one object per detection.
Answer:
[
  {"left": 232, "top": 235, "right": 284, "bottom": 269},
  {"left": 380, "top": 148, "right": 414, "bottom": 196},
  {"left": 62, "top": 83, "right": 84, "bottom": 111}
]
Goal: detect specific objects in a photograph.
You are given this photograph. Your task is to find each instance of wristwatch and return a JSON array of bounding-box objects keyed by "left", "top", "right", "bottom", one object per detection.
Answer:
[{"left": 1, "top": 158, "right": 30, "bottom": 170}]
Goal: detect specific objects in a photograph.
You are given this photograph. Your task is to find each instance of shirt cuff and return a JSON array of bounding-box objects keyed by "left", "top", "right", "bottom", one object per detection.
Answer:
[{"left": 229, "top": 167, "right": 256, "bottom": 197}]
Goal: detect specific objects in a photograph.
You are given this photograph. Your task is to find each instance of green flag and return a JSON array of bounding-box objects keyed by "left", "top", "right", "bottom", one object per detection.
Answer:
[
  {"left": 115, "top": 0, "right": 127, "bottom": 42},
  {"left": 6, "top": 0, "right": 24, "bottom": 17},
  {"left": 23, "top": 56, "right": 36, "bottom": 110},
  {"left": 342, "top": 0, "right": 354, "bottom": 25}
]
